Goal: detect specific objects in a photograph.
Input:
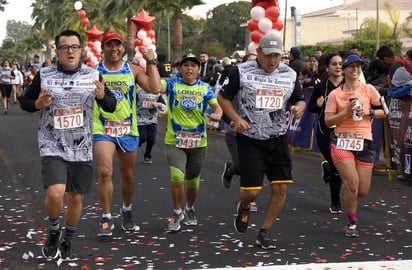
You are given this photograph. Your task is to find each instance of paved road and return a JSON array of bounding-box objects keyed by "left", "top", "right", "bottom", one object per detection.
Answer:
[{"left": 0, "top": 104, "right": 411, "bottom": 269}]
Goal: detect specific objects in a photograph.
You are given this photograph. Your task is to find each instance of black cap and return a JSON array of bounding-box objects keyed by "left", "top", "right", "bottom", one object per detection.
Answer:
[{"left": 180, "top": 54, "right": 200, "bottom": 66}]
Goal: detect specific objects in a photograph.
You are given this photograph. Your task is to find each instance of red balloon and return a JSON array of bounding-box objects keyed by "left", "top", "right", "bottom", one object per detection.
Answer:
[
  {"left": 272, "top": 18, "right": 283, "bottom": 31},
  {"left": 85, "top": 57, "right": 91, "bottom": 63},
  {"left": 247, "top": 19, "right": 259, "bottom": 32},
  {"left": 266, "top": 6, "right": 280, "bottom": 21},
  {"left": 78, "top": 10, "right": 86, "bottom": 19},
  {"left": 147, "top": 30, "right": 155, "bottom": 38},
  {"left": 250, "top": 30, "right": 264, "bottom": 43},
  {"left": 87, "top": 41, "right": 94, "bottom": 47},
  {"left": 134, "top": 39, "right": 143, "bottom": 47},
  {"left": 81, "top": 18, "right": 89, "bottom": 26}
]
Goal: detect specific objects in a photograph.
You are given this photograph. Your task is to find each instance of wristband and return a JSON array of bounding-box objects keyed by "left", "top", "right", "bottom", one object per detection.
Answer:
[
  {"left": 369, "top": 109, "right": 375, "bottom": 117},
  {"left": 147, "top": 59, "right": 157, "bottom": 65}
]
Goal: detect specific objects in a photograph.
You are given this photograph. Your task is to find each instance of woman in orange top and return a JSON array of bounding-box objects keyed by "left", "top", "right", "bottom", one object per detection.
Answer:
[{"left": 324, "top": 54, "right": 387, "bottom": 238}]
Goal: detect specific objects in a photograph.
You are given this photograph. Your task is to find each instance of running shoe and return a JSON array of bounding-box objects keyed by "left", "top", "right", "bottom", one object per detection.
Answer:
[
  {"left": 329, "top": 204, "right": 343, "bottom": 214},
  {"left": 321, "top": 160, "right": 331, "bottom": 183},
  {"left": 221, "top": 161, "right": 233, "bottom": 189},
  {"left": 256, "top": 229, "right": 276, "bottom": 249},
  {"left": 183, "top": 207, "right": 197, "bottom": 226},
  {"left": 42, "top": 229, "right": 61, "bottom": 259},
  {"left": 345, "top": 223, "right": 359, "bottom": 237},
  {"left": 168, "top": 211, "right": 184, "bottom": 231},
  {"left": 144, "top": 157, "right": 152, "bottom": 164},
  {"left": 59, "top": 240, "right": 76, "bottom": 261},
  {"left": 98, "top": 217, "right": 114, "bottom": 237},
  {"left": 249, "top": 200, "right": 258, "bottom": 212},
  {"left": 121, "top": 208, "right": 136, "bottom": 231},
  {"left": 234, "top": 202, "right": 249, "bottom": 234}
]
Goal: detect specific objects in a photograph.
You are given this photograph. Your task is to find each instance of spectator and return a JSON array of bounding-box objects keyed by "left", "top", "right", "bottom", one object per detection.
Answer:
[
  {"left": 30, "top": 54, "right": 43, "bottom": 69},
  {"left": 199, "top": 52, "right": 209, "bottom": 80},
  {"left": 288, "top": 47, "right": 304, "bottom": 74},
  {"left": 157, "top": 54, "right": 171, "bottom": 78}
]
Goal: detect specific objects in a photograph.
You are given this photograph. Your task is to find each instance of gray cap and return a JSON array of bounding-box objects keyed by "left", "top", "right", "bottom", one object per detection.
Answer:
[{"left": 259, "top": 33, "right": 283, "bottom": 55}]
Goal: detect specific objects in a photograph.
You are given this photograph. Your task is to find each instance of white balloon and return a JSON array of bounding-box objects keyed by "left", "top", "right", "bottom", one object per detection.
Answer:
[
  {"left": 250, "top": 6, "right": 265, "bottom": 21},
  {"left": 139, "top": 58, "right": 147, "bottom": 68},
  {"left": 137, "top": 30, "right": 147, "bottom": 40},
  {"left": 87, "top": 51, "right": 94, "bottom": 58},
  {"left": 84, "top": 46, "right": 90, "bottom": 52},
  {"left": 269, "top": 29, "right": 281, "bottom": 37},
  {"left": 93, "top": 41, "right": 101, "bottom": 48},
  {"left": 149, "top": 44, "right": 156, "bottom": 52},
  {"left": 74, "top": 1, "right": 83, "bottom": 11},
  {"left": 247, "top": 41, "right": 259, "bottom": 54},
  {"left": 142, "top": 37, "right": 152, "bottom": 46},
  {"left": 258, "top": 18, "right": 273, "bottom": 33},
  {"left": 91, "top": 56, "right": 98, "bottom": 64},
  {"left": 135, "top": 52, "right": 143, "bottom": 61}
]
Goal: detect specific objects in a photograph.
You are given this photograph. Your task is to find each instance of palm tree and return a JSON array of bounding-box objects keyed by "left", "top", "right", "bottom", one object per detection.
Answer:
[
  {"left": 0, "top": 0, "right": 8, "bottom": 12},
  {"left": 147, "top": 0, "right": 204, "bottom": 63},
  {"left": 384, "top": 1, "right": 400, "bottom": 39},
  {"left": 101, "top": 0, "right": 148, "bottom": 61}
]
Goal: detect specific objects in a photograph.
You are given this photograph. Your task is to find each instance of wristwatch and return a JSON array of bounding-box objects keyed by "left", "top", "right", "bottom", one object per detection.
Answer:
[
  {"left": 369, "top": 109, "right": 375, "bottom": 117},
  {"left": 147, "top": 59, "right": 157, "bottom": 65}
]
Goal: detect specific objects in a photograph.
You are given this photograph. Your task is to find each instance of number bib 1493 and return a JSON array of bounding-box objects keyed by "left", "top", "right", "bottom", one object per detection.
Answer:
[
  {"left": 176, "top": 131, "right": 201, "bottom": 148},
  {"left": 104, "top": 120, "right": 131, "bottom": 137},
  {"left": 336, "top": 132, "right": 364, "bottom": 151},
  {"left": 255, "top": 89, "right": 283, "bottom": 109},
  {"left": 53, "top": 106, "right": 83, "bottom": 129}
]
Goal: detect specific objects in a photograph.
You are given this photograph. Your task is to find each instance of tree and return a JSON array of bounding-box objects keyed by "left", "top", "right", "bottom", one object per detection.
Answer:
[
  {"left": 196, "top": 1, "right": 251, "bottom": 58},
  {"left": 384, "top": 1, "right": 401, "bottom": 39},
  {"left": 147, "top": 0, "right": 205, "bottom": 63},
  {"left": 355, "top": 17, "right": 392, "bottom": 40},
  {"left": 6, "top": 20, "right": 32, "bottom": 42},
  {"left": 0, "top": 0, "right": 8, "bottom": 12}
]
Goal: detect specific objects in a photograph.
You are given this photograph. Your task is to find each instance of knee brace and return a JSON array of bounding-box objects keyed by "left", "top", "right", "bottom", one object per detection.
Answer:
[
  {"left": 185, "top": 176, "right": 200, "bottom": 189},
  {"left": 170, "top": 166, "right": 185, "bottom": 183}
]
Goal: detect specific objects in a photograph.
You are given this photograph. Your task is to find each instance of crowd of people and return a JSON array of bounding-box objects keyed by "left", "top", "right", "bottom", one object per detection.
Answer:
[{"left": 12, "top": 27, "right": 411, "bottom": 261}]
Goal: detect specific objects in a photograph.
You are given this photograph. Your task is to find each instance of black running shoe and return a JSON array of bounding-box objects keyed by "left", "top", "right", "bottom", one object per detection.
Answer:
[
  {"left": 256, "top": 229, "right": 276, "bottom": 249},
  {"left": 221, "top": 162, "right": 233, "bottom": 189},
  {"left": 42, "top": 229, "right": 61, "bottom": 259},
  {"left": 234, "top": 202, "right": 249, "bottom": 234},
  {"left": 321, "top": 160, "right": 331, "bottom": 183},
  {"left": 59, "top": 240, "right": 76, "bottom": 261}
]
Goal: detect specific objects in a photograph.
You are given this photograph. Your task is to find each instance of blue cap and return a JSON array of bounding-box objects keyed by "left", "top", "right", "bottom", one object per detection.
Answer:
[
  {"left": 343, "top": 54, "right": 364, "bottom": 69},
  {"left": 290, "top": 47, "right": 301, "bottom": 57}
]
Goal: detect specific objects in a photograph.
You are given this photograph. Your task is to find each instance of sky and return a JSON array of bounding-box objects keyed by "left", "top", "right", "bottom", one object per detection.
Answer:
[{"left": 0, "top": 0, "right": 344, "bottom": 42}]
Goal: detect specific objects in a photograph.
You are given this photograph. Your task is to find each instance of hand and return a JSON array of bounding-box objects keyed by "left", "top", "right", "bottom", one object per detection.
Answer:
[
  {"left": 317, "top": 96, "right": 325, "bottom": 107},
  {"left": 291, "top": 105, "right": 304, "bottom": 119},
  {"left": 35, "top": 87, "right": 52, "bottom": 109},
  {"left": 234, "top": 118, "right": 251, "bottom": 133},
  {"left": 94, "top": 79, "right": 105, "bottom": 100},
  {"left": 139, "top": 47, "right": 155, "bottom": 62}
]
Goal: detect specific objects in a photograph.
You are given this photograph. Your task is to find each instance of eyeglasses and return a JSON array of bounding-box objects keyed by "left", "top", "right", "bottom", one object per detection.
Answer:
[{"left": 57, "top": 45, "right": 81, "bottom": 52}]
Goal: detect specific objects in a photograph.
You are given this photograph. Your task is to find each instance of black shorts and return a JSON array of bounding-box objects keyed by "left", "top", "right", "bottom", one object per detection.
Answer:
[
  {"left": 41, "top": 156, "right": 93, "bottom": 194},
  {"left": 0, "top": 84, "right": 12, "bottom": 98},
  {"left": 237, "top": 134, "right": 293, "bottom": 190}
]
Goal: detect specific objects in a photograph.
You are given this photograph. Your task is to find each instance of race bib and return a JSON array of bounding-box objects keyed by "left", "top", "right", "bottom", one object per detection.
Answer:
[
  {"left": 142, "top": 97, "right": 156, "bottom": 108},
  {"left": 53, "top": 106, "right": 83, "bottom": 129},
  {"left": 176, "top": 131, "right": 201, "bottom": 148},
  {"left": 255, "top": 89, "right": 283, "bottom": 109},
  {"left": 336, "top": 132, "right": 364, "bottom": 151},
  {"left": 104, "top": 120, "right": 131, "bottom": 137}
]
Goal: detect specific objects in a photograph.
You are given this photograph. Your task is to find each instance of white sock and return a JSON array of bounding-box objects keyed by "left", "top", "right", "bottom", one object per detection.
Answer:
[
  {"left": 102, "top": 213, "right": 112, "bottom": 219},
  {"left": 122, "top": 204, "right": 132, "bottom": 212}
]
